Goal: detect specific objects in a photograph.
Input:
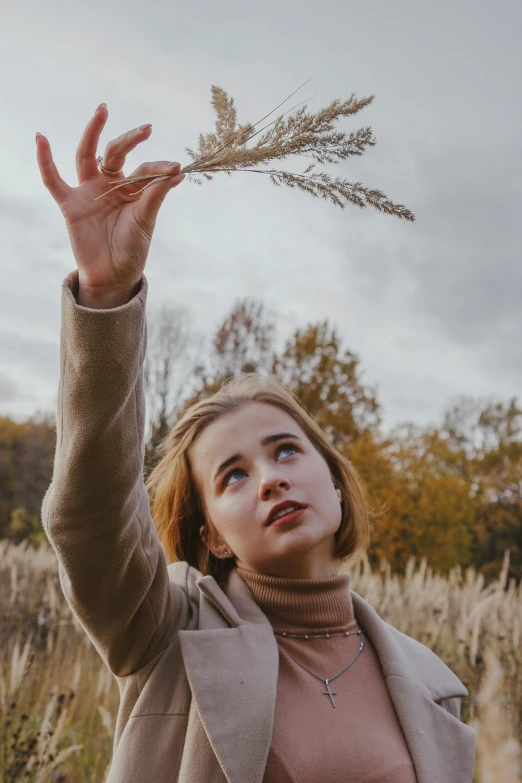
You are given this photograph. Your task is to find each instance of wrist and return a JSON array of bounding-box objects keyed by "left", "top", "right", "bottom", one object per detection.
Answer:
[{"left": 76, "top": 279, "right": 141, "bottom": 309}]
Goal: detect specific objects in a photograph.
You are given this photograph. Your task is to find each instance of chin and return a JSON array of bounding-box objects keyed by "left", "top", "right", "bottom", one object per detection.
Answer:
[{"left": 273, "top": 528, "right": 333, "bottom": 558}]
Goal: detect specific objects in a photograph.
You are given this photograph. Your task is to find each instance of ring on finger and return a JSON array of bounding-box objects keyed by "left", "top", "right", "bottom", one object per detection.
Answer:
[{"left": 97, "top": 155, "right": 122, "bottom": 176}]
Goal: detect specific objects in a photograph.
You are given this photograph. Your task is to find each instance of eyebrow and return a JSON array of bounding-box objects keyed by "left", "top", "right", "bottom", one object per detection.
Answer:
[{"left": 213, "top": 432, "right": 302, "bottom": 483}]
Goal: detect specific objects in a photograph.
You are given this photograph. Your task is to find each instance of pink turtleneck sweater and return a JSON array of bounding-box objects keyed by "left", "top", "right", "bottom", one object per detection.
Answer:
[{"left": 236, "top": 567, "right": 418, "bottom": 783}]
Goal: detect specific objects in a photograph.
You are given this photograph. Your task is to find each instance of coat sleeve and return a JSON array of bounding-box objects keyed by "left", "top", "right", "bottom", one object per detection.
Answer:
[{"left": 42, "top": 270, "right": 190, "bottom": 677}]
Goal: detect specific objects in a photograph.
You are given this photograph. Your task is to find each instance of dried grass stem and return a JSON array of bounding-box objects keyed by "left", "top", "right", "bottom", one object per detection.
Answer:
[{"left": 94, "top": 79, "right": 415, "bottom": 221}]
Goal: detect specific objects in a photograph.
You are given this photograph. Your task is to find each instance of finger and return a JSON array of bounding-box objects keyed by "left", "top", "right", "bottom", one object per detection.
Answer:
[
  {"left": 36, "top": 133, "right": 72, "bottom": 206},
  {"left": 131, "top": 161, "right": 185, "bottom": 228},
  {"left": 76, "top": 104, "right": 109, "bottom": 183},
  {"left": 125, "top": 158, "right": 178, "bottom": 181},
  {"left": 100, "top": 124, "right": 153, "bottom": 176}
]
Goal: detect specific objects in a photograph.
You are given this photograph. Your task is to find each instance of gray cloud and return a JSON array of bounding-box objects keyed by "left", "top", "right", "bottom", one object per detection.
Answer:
[
  {"left": 0, "top": 371, "right": 25, "bottom": 404},
  {"left": 0, "top": 328, "right": 57, "bottom": 378},
  {"left": 405, "top": 139, "right": 521, "bottom": 345},
  {"left": 298, "top": 132, "right": 522, "bottom": 415},
  {"left": 1, "top": 0, "right": 520, "bottom": 431}
]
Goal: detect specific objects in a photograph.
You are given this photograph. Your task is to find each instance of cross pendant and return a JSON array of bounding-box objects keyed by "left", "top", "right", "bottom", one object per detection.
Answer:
[{"left": 323, "top": 679, "right": 337, "bottom": 708}]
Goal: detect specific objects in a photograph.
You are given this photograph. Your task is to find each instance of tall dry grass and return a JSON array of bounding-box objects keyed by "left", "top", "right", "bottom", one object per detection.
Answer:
[
  {"left": 0, "top": 542, "right": 116, "bottom": 782},
  {"left": 1, "top": 539, "right": 520, "bottom": 782}
]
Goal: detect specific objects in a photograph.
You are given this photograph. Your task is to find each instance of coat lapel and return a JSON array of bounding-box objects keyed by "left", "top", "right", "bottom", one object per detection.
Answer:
[
  {"left": 350, "top": 590, "right": 478, "bottom": 783},
  {"left": 178, "top": 570, "right": 279, "bottom": 783},
  {"left": 178, "top": 569, "right": 477, "bottom": 783},
  {"left": 384, "top": 675, "right": 477, "bottom": 783}
]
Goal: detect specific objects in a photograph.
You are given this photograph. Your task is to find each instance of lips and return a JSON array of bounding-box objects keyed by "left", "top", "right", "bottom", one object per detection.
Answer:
[{"left": 265, "top": 500, "right": 307, "bottom": 526}]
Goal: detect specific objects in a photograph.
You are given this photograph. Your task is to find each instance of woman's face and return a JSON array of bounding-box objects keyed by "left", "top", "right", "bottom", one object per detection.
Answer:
[{"left": 189, "top": 402, "right": 343, "bottom": 579}]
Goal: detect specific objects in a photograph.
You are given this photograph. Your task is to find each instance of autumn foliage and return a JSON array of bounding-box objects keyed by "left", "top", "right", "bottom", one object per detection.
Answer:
[{"left": 1, "top": 297, "right": 521, "bottom": 583}]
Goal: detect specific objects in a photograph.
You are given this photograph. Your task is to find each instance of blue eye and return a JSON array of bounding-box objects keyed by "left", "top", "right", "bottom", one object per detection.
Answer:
[
  {"left": 222, "top": 443, "right": 299, "bottom": 489},
  {"left": 224, "top": 468, "right": 246, "bottom": 487},
  {"left": 277, "top": 443, "right": 298, "bottom": 458}
]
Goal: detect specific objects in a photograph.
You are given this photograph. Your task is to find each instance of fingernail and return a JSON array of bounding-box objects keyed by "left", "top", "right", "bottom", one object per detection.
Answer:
[
  {"left": 138, "top": 124, "right": 152, "bottom": 131},
  {"left": 168, "top": 161, "right": 180, "bottom": 168},
  {"left": 35, "top": 132, "right": 41, "bottom": 144},
  {"left": 98, "top": 103, "right": 107, "bottom": 110}
]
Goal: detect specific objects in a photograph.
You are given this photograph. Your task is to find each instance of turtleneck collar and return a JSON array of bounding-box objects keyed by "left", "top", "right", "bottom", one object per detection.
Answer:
[{"left": 236, "top": 566, "right": 355, "bottom": 633}]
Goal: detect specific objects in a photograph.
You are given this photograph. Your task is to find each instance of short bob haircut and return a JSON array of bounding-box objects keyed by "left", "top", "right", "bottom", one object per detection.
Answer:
[{"left": 145, "top": 373, "right": 374, "bottom": 586}]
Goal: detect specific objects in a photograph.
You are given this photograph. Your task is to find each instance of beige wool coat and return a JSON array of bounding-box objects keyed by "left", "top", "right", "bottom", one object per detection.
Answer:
[{"left": 42, "top": 270, "right": 478, "bottom": 783}]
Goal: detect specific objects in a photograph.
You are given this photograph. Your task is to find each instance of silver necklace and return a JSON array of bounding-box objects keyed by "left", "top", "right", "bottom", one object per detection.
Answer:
[{"left": 274, "top": 627, "right": 365, "bottom": 708}]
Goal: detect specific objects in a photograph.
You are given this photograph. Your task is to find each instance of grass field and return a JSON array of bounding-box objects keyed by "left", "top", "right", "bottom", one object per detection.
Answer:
[{"left": 1, "top": 540, "right": 520, "bottom": 782}]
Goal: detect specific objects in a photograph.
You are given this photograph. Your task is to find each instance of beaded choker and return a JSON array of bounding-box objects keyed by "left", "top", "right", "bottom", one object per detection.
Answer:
[{"left": 274, "top": 628, "right": 363, "bottom": 640}]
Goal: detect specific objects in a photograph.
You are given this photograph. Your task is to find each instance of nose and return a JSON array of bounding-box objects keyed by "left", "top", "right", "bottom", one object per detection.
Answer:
[{"left": 258, "top": 467, "right": 290, "bottom": 501}]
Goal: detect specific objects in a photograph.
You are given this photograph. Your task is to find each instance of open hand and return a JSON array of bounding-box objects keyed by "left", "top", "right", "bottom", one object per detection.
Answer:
[{"left": 36, "top": 103, "right": 185, "bottom": 296}]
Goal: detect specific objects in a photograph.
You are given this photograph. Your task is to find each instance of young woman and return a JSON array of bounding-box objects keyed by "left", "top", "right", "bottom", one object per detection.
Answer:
[{"left": 37, "top": 104, "right": 478, "bottom": 783}]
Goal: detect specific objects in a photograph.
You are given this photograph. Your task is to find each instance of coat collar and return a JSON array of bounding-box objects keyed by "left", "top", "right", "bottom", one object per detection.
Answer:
[{"left": 178, "top": 568, "right": 477, "bottom": 783}]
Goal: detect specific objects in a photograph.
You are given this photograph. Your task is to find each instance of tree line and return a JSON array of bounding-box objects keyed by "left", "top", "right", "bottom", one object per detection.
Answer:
[{"left": 2, "top": 297, "right": 521, "bottom": 583}]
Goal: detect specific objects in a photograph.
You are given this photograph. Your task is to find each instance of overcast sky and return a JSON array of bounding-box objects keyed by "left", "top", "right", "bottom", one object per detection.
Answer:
[{"left": 1, "top": 0, "right": 520, "bottom": 435}]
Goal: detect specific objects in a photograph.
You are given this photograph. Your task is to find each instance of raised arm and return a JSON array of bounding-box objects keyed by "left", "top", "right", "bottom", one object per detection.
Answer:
[{"left": 37, "top": 104, "right": 189, "bottom": 676}]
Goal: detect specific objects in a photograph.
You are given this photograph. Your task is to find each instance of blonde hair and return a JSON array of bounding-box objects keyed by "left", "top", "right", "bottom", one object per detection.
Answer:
[{"left": 145, "top": 374, "right": 374, "bottom": 586}]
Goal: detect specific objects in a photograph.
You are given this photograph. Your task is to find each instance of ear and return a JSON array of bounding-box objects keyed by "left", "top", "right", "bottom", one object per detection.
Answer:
[
  {"left": 335, "top": 487, "right": 342, "bottom": 503},
  {"left": 199, "top": 523, "right": 228, "bottom": 558}
]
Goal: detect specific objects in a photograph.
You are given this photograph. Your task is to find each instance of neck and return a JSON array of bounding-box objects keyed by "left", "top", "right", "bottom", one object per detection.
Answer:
[{"left": 235, "top": 547, "right": 339, "bottom": 580}]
